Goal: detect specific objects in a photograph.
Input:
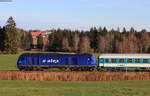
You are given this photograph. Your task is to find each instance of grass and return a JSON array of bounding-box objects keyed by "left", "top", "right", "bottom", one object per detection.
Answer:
[
  {"left": 0, "top": 54, "right": 19, "bottom": 70},
  {"left": 0, "top": 80, "right": 150, "bottom": 96}
]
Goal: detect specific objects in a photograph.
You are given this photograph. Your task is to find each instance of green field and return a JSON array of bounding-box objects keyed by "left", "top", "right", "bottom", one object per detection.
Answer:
[
  {"left": 0, "top": 54, "right": 19, "bottom": 70},
  {"left": 0, "top": 80, "right": 150, "bottom": 96}
]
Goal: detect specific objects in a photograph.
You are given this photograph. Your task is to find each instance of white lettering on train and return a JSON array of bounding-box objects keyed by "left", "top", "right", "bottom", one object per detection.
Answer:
[{"left": 42, "top": 59, "right": 59, "bottom": 63}]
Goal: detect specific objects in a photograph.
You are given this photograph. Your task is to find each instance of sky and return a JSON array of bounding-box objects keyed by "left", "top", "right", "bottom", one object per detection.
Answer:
[{"left": 0, "top": 0, "right": 150, "bottom": 31}]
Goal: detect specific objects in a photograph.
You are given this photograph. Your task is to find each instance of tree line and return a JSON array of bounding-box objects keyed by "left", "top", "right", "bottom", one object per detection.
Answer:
[
  {"left": 0, "top": 16, "right": 150, "bottom": 54},
  {"left": 0, "top": 17, "right": 32, "bottom": 54},
  {"left": 47, "top": 27, "right": 150, "bottom": 53}
]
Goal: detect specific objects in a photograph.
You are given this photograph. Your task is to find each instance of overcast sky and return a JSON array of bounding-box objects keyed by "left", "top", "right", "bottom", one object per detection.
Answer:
[{"left": 0, "top": 0, "right": 150, "bottom": 31}]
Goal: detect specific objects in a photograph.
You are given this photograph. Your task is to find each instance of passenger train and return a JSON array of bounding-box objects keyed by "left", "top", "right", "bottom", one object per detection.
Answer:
[
  {"left": 17, "top": 53, "right": 150, "bottom": 71},
  {"left": 99, "top": 54, "right": 150, "bottom": 69}
]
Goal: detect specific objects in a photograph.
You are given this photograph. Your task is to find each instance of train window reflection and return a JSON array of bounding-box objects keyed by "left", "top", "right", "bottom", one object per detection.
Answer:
[
  {"left": 111, "top": 59, "right": 116, "bottom": 63},
  {"left": 105, "top": 59, "right": 109, "bottom": 63},
  {"left": 127, "top": 59, "right": 132, "bottom": 63},
  {"left": 88, "top": 57, "right": 92, "bottom": 61},
  {"left": 143, "top": 59, "right": 148, "bottom": 63},
  {"left": 100, "top": 59, "right": 104, "bottom": 63},
  {"left": 135, "top": 59, "right": 140, "bottom": 63},
  {"left": 119, "top": 59, "right": 124, "bottom": 63}
]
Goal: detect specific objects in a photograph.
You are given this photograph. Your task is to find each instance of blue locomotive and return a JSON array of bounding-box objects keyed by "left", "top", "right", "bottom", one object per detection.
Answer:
[{"left": 17, "top": 53, "right": 97, "bottom": 71}]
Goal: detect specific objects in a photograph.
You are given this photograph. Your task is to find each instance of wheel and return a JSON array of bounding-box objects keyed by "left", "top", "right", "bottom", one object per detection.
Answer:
[
  {"left": 19, "top": 67, "right": 29, "bottom": 71},
  {"left": 66, "top": 67, "right": 72, "bottom": 71}
]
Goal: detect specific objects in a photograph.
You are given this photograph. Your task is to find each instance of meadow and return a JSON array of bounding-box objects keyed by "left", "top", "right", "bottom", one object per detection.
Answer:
[
  {"left": 0, "top": 54, "right": 19, "bottom": 70},
  {"left": 0, "top": 80, "right": 150, "bottom": 96}
]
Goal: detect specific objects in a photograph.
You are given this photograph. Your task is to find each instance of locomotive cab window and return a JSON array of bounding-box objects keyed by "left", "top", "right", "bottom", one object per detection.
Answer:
[
  {"left": 135, "top": 59, "right": 140, "bottom": 63},
  {"left": 119, "top": 59, "right": 124, "bottom": 63},
  {"left": 111, "top": 59, "right": 116, "bottom": 63},
  {"left": 143, "top": 59, "right": 148, "bottom": 63},
  {"left": 88, "top": 57, "right": 92, "bottom": 61},
  {"left": 127, "top": 59, "right": 132, "bottom": 63}
]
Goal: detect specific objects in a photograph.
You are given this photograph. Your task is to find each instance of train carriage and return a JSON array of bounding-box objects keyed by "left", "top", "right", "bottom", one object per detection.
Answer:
[{"left": 98, "top": 54, "right": 150, "bottom": 69}]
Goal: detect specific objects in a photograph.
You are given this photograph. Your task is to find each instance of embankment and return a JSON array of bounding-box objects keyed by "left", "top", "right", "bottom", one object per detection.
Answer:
[{"left": 0, "top": 71, "right": 150, "bottom": 81}]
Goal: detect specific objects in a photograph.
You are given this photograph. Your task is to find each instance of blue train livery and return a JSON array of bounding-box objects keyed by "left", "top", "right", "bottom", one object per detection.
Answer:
[{"left": 17, "top": 53, "right": 97, "bottom": 71}]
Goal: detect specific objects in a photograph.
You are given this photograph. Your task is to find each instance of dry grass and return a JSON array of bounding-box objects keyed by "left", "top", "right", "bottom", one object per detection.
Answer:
[{"left": 0, "top": 71, "right": 150, "bottom": 81}]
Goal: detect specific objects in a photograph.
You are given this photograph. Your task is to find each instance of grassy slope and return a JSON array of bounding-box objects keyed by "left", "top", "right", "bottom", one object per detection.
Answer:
[{"left": 0, "top": 80, "right": 150, "bottom": 96}]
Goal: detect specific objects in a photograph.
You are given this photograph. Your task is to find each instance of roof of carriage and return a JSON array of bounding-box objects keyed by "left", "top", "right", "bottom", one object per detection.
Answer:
[{"left": 99, "top": 54, "right": 150, "bottom": 58}]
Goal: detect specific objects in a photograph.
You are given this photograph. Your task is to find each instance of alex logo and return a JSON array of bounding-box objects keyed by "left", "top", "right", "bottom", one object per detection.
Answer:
[{"left": 42, "top": 59, "right": 59, "bottom": 63}]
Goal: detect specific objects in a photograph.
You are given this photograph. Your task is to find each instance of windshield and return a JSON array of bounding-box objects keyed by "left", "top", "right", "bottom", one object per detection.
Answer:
[{"left": 88, "top": 56, "right": 96, "bottom": 65}]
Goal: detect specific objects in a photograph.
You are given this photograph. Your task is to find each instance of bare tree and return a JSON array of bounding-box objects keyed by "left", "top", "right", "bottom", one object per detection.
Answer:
[
  {"left": 97, "top": 35, "right": 106, "bottom": 53},
  {"left": 139, "top": 29, "right": 150, "bottom": 53},
  {"left": 72, "top": 33, "right": 80, "bottom": 52},
  {"left": 62, "top": 37, "right": 70, "bottom": 51},
  {"left": 79, "top": 35, "right": 91, "bottom": 53}
]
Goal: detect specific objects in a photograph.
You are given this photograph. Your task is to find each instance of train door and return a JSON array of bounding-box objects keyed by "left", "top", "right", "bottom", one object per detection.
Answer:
[
  {"left": 118, "top": 58, "right": 126, "bottom": 67},
  {"left": 31, "top": 55, "right": 39, "bottom": 65},
  {"left": 26, "top": 54, "right": 32, "bottom": 66},
  {"left": 67, "top": 56, "right": 78, "bottom": 66},
  {"left": 99, "top": 58, "right": 104, "bottom": 68},
  {"left": 72, "top": 57, "right": 78, "bottom": 66}
]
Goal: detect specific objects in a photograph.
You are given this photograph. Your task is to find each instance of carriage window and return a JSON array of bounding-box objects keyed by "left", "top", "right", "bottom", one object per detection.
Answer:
[
  {"left": 135, "top": 59, "right": 140, "bottom": 63},
  {"left": 111, "top": 59, "right": 116, "bottom": 63},
  {"left": 100, "top": 58, "right": 104, "bottom": 63},
  {"left": 143, "top": 59, "right": 148, "bottom": 63},
  {"left": 105, "top": 59, "right": 109, "bottom": 63},
  {"left": 119, "top": 59, "right": 124, "bottom": 63},
  {"left": 127, "top": 59, "right": 132, "bottom": 63}
]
